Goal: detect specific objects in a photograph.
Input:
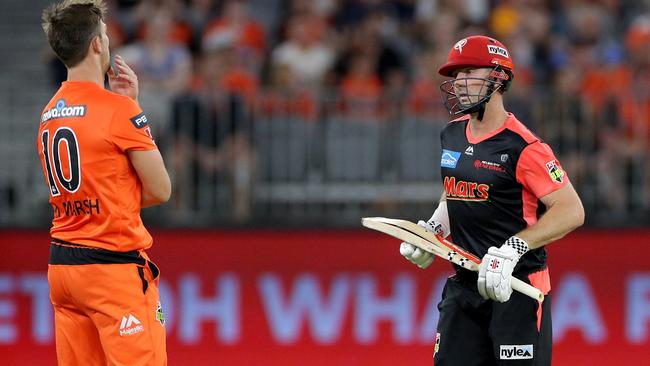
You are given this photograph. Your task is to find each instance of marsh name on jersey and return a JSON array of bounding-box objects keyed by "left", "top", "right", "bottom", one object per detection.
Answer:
[{"left": 52, "top": 198, "right": 101, "bottom": 217}]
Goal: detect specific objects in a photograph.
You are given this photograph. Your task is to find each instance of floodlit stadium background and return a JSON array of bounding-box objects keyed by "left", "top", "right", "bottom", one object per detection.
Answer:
[{"left": 1, "top": 0, "right": 649, "bottom": 365}]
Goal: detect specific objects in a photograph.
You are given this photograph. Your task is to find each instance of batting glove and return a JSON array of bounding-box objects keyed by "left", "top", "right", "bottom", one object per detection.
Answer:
[
  {"left": 477, "top": 236, "right": 529, "bottom": 302},
  {"left": 399, "top": 220, "right": 442, "bottom": 269}
]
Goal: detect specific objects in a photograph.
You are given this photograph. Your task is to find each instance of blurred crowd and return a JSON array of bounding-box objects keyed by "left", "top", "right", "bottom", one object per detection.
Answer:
[{"left": 45, "top": 0, "right": 650, "bottom": 223}]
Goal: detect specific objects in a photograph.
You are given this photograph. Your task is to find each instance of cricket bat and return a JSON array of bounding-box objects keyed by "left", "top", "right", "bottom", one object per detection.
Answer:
[{"left": 362, "top": 217, "right": 544, "bottom": 301}]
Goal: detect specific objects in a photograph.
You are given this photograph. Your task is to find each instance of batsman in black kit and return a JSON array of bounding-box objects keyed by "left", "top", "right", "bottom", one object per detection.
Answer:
[{"left": 399, "top": 35, "right": 585, "bottom": 365}]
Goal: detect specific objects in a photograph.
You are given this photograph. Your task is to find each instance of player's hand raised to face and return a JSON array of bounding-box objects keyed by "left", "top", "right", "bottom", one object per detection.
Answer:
[{"left": 108, "top": 55, "right": 139, "bottom": 101}]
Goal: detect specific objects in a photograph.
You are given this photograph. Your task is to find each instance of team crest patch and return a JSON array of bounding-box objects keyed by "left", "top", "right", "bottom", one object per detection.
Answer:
[
  {"left": 130, "top": 112, "right": 149, "bottom": 129},
  {"left": 156, "top": 301, "right": 165, "bottom": 326},
  {"left": 454, "top": 39, "right": 467, "bottom": 54},
  {"left": 546, "top": 160, "right": 565, "bottom": 183}
]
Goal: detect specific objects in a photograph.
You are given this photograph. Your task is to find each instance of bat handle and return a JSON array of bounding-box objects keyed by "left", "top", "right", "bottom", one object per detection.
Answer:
[{"left": 511, "top": 277, "right": 544, "bottom": 302}]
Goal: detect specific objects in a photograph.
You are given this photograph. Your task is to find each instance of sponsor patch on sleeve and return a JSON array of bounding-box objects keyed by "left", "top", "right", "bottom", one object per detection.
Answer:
[
  {"left": 441, "top": 149, "right": 461, "bottom": 169},
  {"left": 129, "top": 112, "right": 149, "bottom": 129},
  {"left": 546, "top": 160, "right": 565, "bottom": 183}
]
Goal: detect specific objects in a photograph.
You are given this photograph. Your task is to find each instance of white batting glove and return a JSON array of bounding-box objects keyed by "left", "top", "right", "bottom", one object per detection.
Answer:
[
  {"left": 477, "top": 236, "right": 529, "bottom": 302},
  {"left": 399, "top": 220, "right": 442, "bottom": 269}
]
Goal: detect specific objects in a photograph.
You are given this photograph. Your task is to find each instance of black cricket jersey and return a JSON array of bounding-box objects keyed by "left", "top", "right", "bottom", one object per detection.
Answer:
[{"left": 440, "top": 113, "right": 569, "bottom": 276}]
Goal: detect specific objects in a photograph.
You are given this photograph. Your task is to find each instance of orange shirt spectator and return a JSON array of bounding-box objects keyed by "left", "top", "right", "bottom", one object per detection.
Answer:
[
  {"left": 202, "top": 0, "right": 266, "bottom": 56},
  {"left": 408, "top": 79, "right": 440, "bottom": 116},
  {"left": 221, "top": 67, "right": 259, "bottom": 101},
  {"left": 339, "top": 55, "right": 383, "bottom": 119},
  {"left": 259, "top": 89, "right": 317, "bottom": 122},
  {"left": 136, "top": 20, "right": 192, "bottom": 46}
]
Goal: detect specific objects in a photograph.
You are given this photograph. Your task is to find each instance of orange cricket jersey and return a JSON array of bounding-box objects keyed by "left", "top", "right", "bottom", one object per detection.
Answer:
[{"left": 36, "top": 81, "right": 157, "bottom": 252}]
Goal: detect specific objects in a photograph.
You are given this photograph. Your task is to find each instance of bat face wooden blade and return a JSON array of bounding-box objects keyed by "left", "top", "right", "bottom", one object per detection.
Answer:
[
  {"left": 362, "top": 217, "right": 477, "bottom": 270},
  {"left": 362, "top": 218, "right": 442, "bottom": 256}
]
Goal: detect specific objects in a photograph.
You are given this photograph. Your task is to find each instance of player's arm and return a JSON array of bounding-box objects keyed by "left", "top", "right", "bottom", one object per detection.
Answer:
[
  {"left": 514, "top": 183, "right": 584, "bottom": 249},
  {"left": 128, "top": 149, "right": 171, "bottom": 208},
  {"left": 477, "top": 185, "right": 583, "bottom": 302},
  {"left": 478, "top": 142, "right": 584, "bottom": 302}
]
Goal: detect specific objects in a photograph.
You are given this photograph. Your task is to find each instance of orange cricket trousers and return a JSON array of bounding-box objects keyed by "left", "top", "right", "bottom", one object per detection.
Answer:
[{"left": 47, "top": 239, "right": 167, "bottom": 366}]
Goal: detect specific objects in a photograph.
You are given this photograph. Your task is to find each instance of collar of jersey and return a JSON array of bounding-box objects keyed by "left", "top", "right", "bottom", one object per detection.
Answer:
[
  {"left": 62, "top": 80, "right": 103, "bottom": 89},
  {"left": 465, "top": 112, "right": 515, "bottom": 144}
]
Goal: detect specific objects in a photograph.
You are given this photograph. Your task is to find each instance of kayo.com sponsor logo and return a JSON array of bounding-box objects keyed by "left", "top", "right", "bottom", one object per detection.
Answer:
[{"left": 42, "top": 99, "right": 86, "bottom": 123}]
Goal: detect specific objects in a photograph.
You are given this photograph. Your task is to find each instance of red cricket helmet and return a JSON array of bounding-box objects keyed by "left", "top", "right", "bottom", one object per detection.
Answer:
[
  {"left": 438, "top": 35, "right": 515, "bottom": 117},
  {"left": 438, "top": 35, "right": 515, "bottom": 77}
]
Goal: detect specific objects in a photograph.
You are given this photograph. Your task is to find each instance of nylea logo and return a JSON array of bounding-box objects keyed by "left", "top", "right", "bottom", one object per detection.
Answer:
[
  {"left": 487, "top": 45, "right": 509, "bottom": 58},
  {"left": 500, "top": 345, "right": 533, "bottom": 360},
  {"left": 130, "top": 112, "right": 149, "bottom": 129}
]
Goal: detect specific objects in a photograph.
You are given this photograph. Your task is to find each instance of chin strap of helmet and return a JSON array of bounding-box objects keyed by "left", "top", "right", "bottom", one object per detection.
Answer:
[{"left": 464, "top": 82, "right": 496, "bottom": 121}]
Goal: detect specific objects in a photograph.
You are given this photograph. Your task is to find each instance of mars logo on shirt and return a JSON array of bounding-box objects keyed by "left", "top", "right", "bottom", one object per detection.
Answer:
[
  {"left": 444, "top": 176, "right": 490, "bottom": 201},
  {"left": 545, "top": 160, "right": 564, "bottom": 183}
]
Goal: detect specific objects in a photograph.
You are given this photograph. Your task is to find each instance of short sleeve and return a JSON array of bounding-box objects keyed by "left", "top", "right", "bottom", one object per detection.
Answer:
[
  {"left": 109, "top": 97, "right": 157, "bottom": 152},
  {"left": 516, "top": 142, "right": 569, "bottom": 199}
]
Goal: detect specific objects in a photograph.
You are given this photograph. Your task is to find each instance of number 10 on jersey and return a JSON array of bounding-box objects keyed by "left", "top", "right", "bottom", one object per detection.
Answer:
[{"left": 41, "top": 127, "right": 81, "bottom": 197}]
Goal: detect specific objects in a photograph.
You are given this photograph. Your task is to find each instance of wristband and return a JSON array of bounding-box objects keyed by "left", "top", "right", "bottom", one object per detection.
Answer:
[{"left": 504, "top": 236, "right": 529, "bottom": 257}]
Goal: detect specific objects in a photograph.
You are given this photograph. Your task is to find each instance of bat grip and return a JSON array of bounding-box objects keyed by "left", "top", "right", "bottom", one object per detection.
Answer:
[{"left": 511, "top": 277, "right": 544, "bottom": 302}]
